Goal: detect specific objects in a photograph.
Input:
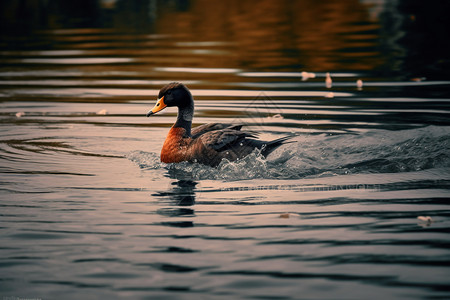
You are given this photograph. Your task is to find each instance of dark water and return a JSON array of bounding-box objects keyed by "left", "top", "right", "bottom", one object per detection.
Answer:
[{"left": 1, "top": 1, "right": 450, "bottom": 299}]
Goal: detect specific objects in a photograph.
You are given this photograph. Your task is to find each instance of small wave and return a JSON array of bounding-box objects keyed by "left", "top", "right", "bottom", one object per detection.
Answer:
[
  {"left": 127, "top": 150, "right": 163, "bottom": 170},
  {"left": 127, "top": 126, "right": 450, "bottom": 181},
  {"left": 278, "top": 126, "right": 450, "bottom": 176}
]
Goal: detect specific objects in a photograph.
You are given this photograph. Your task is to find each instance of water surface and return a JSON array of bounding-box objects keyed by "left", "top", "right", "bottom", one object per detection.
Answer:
[{"left": 1, "top": 1, "right": 450, "bottom": 299}]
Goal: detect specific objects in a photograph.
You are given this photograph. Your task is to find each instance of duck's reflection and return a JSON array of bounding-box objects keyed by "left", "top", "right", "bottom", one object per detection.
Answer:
[
  {"left": 170, "top": 180, "right": 197, "bottom": 207},
  {"left": 154, "top": 180, "right": 197, "bottom": 226}
]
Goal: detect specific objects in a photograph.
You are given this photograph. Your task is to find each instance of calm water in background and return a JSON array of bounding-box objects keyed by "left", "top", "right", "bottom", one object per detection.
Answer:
[{"left": 1, "top": 0, "right": 450, "bottom": 299}]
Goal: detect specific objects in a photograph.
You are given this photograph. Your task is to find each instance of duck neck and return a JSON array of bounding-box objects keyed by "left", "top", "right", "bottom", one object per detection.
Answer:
[{"left": 174, "top": 102, "right": 194, "bottom": 137}]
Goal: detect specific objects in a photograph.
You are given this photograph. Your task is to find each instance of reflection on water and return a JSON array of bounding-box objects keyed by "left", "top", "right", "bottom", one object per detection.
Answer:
[
  {"left": 379, "top": 0, "right": 450, "bottom": 79},
  {"left": 155, "top": 180, "right": 197, "bottom": 207},
  {"left": 1, "top": 1, "right": 450, "bottom": 300},
  {"left": 1, "top": 0, "right": 449, "bottom": 77}
]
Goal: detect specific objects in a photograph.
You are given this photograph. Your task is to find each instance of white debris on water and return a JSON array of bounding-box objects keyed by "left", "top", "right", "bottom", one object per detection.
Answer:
[
  {"left": 357, "top": 79, "right": 363, "bottom": 90},
  {"left": 325, "top": 72, "right": 332, "bottom": 88},
  {"left": 301, "top": 71, "right": 316, "bottom": 81},
  {"left": 417, "top": 216, "right": 434, "bottom": 227},
  {"left": 267, "top": 113, "right": 284, "bottom": 120},
  {"left": 417, "top": 216, "right": 433, "bottom": 223},
  {"left": 96, "top": 109, "right": 108, "bottom": 115}
]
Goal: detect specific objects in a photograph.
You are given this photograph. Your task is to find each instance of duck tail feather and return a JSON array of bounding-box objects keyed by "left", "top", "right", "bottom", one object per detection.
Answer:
[{"left": 262, "top": 135, "right": 295, "bottom": 156}]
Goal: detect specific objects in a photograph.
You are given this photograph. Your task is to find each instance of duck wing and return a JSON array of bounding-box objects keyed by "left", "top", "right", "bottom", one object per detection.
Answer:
[
  {"left": 191, "top": 125, "right": 294, "bottom": 167},
  {"left": 198, "top": 128, "right": 256, "bottom": 151},
  {"left": 191, "top": 123, "right": 242, "bottom": 139}
]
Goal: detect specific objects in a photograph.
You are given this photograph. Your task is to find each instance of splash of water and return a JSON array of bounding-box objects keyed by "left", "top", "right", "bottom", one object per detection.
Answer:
[
  {"left": 127, "top": 150, "right": 162, "bottom": 169},
  {"left": 127, "top": 126, "right": 450, "bottom": 181}
]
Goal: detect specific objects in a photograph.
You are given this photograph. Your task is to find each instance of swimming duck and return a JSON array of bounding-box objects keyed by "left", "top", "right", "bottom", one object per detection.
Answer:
[{"left": 147, "top": 82, "right": 291, "bottom": 167}]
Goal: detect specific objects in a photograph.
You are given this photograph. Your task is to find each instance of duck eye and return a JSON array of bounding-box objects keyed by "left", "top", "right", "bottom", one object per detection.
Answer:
[{"left": 167, "top": 90, "right": 172, "bottom": 95}]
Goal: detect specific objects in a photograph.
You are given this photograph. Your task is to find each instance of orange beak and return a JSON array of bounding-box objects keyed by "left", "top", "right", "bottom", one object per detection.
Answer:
[{"left": 146, "top": 96, "right": 167, "bottom": 117}]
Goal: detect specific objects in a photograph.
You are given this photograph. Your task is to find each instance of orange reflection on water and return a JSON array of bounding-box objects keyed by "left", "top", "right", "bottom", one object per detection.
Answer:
[{"left": 157, "top": 0, "right": 383, "bottom": 71}]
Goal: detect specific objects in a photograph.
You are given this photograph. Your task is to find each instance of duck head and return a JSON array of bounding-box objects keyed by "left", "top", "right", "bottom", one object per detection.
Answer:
[{"left": 146, "top": 82, "right": 193, "bottom": 117}]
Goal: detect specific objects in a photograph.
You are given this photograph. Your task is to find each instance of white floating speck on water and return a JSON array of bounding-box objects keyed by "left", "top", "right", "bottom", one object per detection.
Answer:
[
  {"left": 357, "top": 79, "right": 363, "bottom": 89},
  {"left": 301, "top": 71, "right": 316, "bottom": 81},
  {"left": 96, "top": 109, "right": 108, "bottom": 115},
  {"left": 15, "top": 112, "right": 25, "bottom": 118},
  {"left": 267, "top": 113, "right": 284, "bottom": 120},
  {"left": 325, "top": 72, "right": 332, "bottom": 88},
  {"left": 417, "top": 216, "right": 433, "bottom": 223}
]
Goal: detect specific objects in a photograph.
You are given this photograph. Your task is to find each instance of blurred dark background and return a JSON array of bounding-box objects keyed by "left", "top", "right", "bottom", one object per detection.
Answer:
[{"left": 1, "top": 0, "right": 449, "bottom": 79}]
